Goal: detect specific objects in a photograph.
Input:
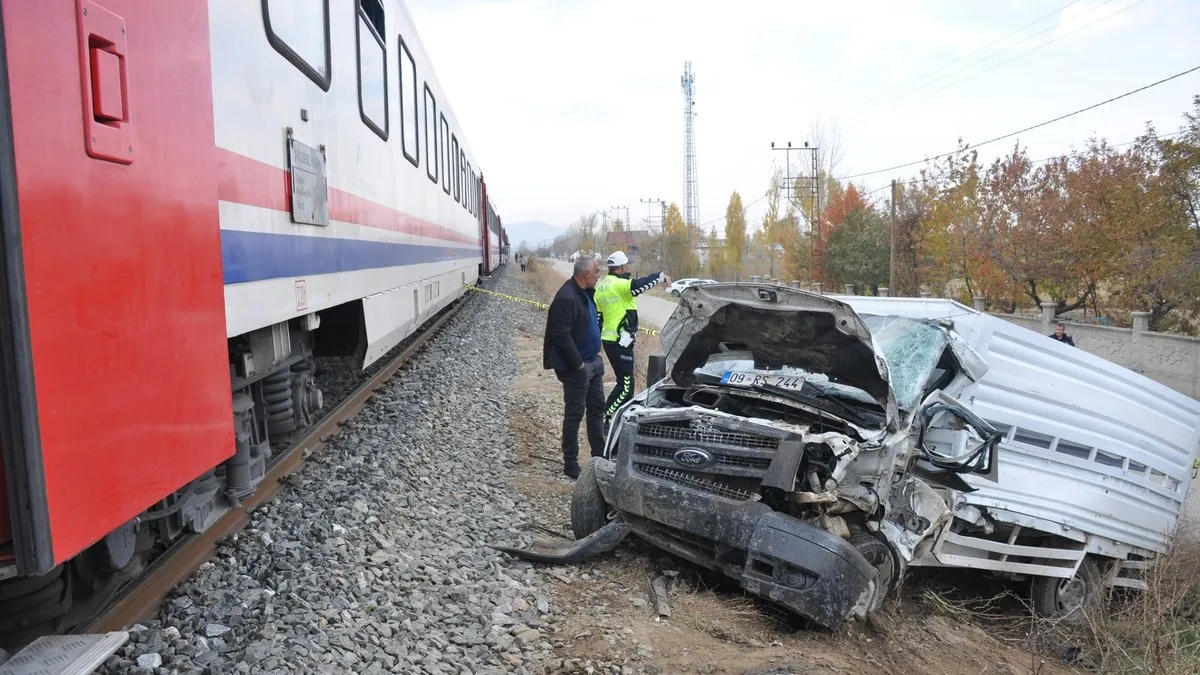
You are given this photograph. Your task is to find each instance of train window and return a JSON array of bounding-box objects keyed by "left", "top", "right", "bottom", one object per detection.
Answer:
[
  {"left": 451, "top": 135, "right": 460, "bottom": 203},
  {"left": 460, "top": 153, "right": 466, "bottom": 209},
  {"left": 398, "top": 36, "right": 418, "bottom": 167},
  {"left": 459, "top": 151, "right": 466, "bottom": 209},
  {"left": 423, "top": 85, "right": 438, "bottom": 184},
  {"left": 439, "top": 115, "right": 451, "bottom": 195},
  {"left": 262, "top": 0, "right": 331, "bottom": 91},
  {"left": 355, "top": 0, "right": 387, "bottom": 140}
]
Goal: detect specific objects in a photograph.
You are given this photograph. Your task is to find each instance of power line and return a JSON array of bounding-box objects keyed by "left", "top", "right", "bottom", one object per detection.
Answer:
[
  {"left": 839, "top": 64, "right": 1200, "bottom": 181},
  {"left": 843, "top": 0, "right": 1090, "bottom": 119},
  {"left": 859, "top": 130, "right": 1183, "bottom": 199},
  {"left": 846, "top": 0, "right": 1150, "bottom": 127},
  {"left": 693, "top": 189, "right": 771, "bottom": 231}
]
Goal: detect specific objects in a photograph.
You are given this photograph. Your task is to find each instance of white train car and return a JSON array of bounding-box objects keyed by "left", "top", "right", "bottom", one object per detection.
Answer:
[
  {"left": 214, "top": 0, "right": 500, "bottom": 367},
  {"left": 0, "top": 0, "right": 507, "bottom": 648}
]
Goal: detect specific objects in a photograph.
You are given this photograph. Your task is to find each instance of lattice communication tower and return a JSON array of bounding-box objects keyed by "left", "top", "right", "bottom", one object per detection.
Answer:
[{"left": 681, "top": 61, "right": 698, "bottom": 232}]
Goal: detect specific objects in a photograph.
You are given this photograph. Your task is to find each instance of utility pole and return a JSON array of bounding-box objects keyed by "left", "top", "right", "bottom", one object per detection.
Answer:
[
  {"left": 889, "top": 179, "right": 897, "bottom": 292},
  {"left": 770, "top": 141, "right": 819, "bottom": 282},
  {"left": 640, "top": 198, "right": 665, "bottom": 232},
  {"left": 596, "top": 209, "right": 609, "bottom": 254},
  {"left": 610, "top": 205, "right": 629, "bottom": 232},
  {"left": 641, "top": 197, "right": 666, "bottom": 267}
]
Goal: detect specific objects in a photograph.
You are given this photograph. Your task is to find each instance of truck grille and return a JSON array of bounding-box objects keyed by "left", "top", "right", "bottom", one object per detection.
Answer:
[
  {"left": 629, "top": 416, "right": 786, "bottom": 501},
  {"left": 634, "top": 444, "right": 772, "bottom": 471},
  {"left": 633, "top": 463, "right": 759, "bottom": 501},
  {"left": 638, "top": 421, "right": 779, "bottom": 450}
]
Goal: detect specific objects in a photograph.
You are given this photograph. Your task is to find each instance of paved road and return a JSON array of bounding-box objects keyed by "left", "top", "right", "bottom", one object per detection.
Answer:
[{"left": 550, "top": 260, "right": 677, "bottom": 328}]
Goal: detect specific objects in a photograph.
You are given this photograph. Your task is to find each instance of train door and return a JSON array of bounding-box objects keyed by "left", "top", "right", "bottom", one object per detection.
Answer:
[{"left": 0, "top": 0, "right": 233, "bottom": 576}]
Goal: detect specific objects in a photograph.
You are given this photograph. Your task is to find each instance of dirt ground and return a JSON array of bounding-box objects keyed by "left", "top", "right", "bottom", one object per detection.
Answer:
[{"left": 501, "top": 261, "right": 1081, "bottom": 675}]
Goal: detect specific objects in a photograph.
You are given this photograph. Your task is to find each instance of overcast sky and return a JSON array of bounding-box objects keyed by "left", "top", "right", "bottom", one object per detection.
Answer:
[{"left": 406, "top": 0, "right": 1200, "bottom": 234}]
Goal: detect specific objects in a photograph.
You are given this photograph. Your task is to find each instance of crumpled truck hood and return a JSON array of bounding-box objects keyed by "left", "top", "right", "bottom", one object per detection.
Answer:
[{"left": 659, "top": 283, "right": 898, "bottom": 423}]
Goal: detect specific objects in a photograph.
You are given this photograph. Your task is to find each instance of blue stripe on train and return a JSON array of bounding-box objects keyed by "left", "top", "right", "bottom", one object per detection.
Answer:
[{"left": 221, "top": 230, "right": 480, "bottom": 284}]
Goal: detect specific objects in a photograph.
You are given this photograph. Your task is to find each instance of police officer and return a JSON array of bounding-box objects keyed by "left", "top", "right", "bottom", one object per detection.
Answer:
[{"left": 594, "top": 251, "right": 670, "bottom": 426}]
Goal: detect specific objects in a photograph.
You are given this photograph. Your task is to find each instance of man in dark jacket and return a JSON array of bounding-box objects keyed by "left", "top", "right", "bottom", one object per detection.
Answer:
[
  {"left": 543, "top": 255, "right": 604, "bottom": 478},
  {"left": 1049, "top": 322, "right": 1075, "bottom": 346}
]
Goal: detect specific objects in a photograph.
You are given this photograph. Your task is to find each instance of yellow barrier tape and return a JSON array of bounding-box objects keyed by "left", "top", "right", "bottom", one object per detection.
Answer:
[{"left": 463, "top": 283, "right": 661, "bottom": 336}]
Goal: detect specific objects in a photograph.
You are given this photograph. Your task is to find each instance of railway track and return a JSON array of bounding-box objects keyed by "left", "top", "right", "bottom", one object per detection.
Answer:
[{"left": 83, "top": 295, "right": 468, "bottom": 636}]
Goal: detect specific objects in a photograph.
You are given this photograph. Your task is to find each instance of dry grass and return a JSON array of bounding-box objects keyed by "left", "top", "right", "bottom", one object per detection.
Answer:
[
  {"left": 1077, "top": 538, "right": 1200, "bottom": 673},
  {"left": 921, "top": 538, "right": 1200, "bottom": 673},
  {"left": 526, "top": 256, "right": 566, "bottom": 303},
  {"left": 676, "top": 593, "right": 773, "bottom": 647},
  {"left": 665, "top": 571, "right": 790, "bottom": 648}
]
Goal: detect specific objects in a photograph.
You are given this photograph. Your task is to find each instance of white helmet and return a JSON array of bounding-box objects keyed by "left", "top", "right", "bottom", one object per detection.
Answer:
[{"left": 606, "top": 251, "right": 629, "bottom": 267}]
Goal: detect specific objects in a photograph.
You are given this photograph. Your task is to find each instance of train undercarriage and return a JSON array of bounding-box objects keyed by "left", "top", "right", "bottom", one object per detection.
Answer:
[{"left": 0, "top": 310, "right": 348, "bottom": 649}]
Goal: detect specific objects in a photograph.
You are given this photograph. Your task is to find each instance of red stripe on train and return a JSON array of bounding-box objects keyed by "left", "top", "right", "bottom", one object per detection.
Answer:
[{"left": 215, "top": 148, "right": 480, "bottom": 246}]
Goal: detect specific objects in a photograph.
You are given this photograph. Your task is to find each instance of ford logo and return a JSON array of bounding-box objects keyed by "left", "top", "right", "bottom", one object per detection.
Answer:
[{"left": 673, "top": 447, "right": 713, "bottom": 468}]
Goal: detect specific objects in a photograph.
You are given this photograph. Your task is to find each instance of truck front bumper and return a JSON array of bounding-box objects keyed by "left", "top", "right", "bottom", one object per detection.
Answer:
[{"left": 593, "top": 456, "right": 878, "bottom": 630}]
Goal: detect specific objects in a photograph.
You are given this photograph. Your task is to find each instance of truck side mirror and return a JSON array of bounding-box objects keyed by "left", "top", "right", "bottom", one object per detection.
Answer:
[{"left": 647, "top": 355, "right": 666, "bottom": 385}]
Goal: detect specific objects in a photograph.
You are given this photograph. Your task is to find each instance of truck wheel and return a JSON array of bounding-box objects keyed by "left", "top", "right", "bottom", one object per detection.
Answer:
[
  {"left": 849, "top": 533, "right": 896, "bottom": 612},
  {"left": 1033, "top": 557, "right": 1104, "bottom": 621},
  {"left": 570, "top": 460, "right": 609, "bottom": 540}
]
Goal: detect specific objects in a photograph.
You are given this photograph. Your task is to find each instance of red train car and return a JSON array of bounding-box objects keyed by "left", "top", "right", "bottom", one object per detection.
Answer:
[{"left": 0, "top": 0, "right": 506, "bottom": 650}]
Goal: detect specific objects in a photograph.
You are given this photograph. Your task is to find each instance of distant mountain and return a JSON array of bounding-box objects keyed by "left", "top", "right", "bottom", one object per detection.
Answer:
[{"left": 506, "top": 220, "right": 565, "bottom": 250}]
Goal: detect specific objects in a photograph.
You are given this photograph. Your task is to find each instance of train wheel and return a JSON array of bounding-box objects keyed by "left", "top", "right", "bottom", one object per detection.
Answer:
[
  {"left": 0, "top": 564, "right": 73, "bottom": 648},
  {"left": 0, "top": 521, "right": 145, "bottom": 648}
]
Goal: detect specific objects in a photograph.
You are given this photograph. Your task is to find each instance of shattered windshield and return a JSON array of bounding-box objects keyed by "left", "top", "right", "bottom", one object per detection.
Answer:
[{"left": 862, "top": 316, "right": 949, "bottom": 410}]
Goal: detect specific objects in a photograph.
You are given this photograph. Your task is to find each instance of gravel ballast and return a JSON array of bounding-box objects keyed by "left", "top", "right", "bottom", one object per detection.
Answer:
[{"left": 100, "top": 268, "right": 568, "bottom": 675}]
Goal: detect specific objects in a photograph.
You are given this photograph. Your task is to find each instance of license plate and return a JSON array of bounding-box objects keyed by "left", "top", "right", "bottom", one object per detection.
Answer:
[{"left": 719, "top": 371, "right": 806, "bottom": 391}]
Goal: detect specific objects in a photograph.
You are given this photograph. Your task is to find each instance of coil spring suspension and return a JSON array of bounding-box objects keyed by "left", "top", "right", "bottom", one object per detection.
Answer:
[{"left": 262, "top": 369, "right": 296, "bottom": 434}]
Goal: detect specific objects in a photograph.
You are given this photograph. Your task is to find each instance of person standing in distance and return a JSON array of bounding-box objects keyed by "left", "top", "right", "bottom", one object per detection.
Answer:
[
  {"left": 1049, "top": 322, "right": 1075, "bottom": 346},
  {"left": 542, "top": 255, "right": 605, "bottom": 479},
  {"left": 594, "top": 251, "right": 670, "bottom": 428}
]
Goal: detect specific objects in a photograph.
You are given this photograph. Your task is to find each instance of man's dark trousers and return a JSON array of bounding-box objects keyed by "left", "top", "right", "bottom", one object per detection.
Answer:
[
  {"left": 558, "top": 354, "right": 606, "bottom": 465},
  {"left": 603, "top": 341, "right": 635, "bottom": 421}
]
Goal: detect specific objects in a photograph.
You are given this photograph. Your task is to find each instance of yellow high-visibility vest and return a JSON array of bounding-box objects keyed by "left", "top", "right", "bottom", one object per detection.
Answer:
[{"left": 594, "top": 274, "right": 638, "bottom": 343}]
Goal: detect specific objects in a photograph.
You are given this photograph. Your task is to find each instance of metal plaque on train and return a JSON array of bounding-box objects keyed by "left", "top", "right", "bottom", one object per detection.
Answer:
[{"left": 287, "top": 138, "right": 329, "bottom": 227}]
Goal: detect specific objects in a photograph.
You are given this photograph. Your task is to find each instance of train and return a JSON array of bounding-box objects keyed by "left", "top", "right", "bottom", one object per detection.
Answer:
[{"left": 0, "top": 0, "right": 507, "bottom": 643}]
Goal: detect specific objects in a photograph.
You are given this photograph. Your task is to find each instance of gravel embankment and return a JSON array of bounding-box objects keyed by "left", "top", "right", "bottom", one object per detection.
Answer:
[{"left": 100, "top": 267, "right": 568, "bottom": 674}]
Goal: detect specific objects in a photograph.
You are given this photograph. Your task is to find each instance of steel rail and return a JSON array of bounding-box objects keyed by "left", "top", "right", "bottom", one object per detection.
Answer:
[{"left": 86, "top": 297, "right": 467, "bottom": 632}]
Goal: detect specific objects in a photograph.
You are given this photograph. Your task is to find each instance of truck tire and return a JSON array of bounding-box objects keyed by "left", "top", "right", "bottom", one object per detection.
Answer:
[
  {"left": 570, "top": 460, "right": 608, "bottom": 540},
  {"left": 849, "top": 532, "right": 896, "bottom": 612},
  {"left": 1032, "top": 557, "right": 1104, "bottom": 621}
]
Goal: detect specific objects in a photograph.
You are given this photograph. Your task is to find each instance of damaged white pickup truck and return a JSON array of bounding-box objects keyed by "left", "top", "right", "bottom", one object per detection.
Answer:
[{"left": 497, "top": 283, "right": 1200, "bottom": 631}]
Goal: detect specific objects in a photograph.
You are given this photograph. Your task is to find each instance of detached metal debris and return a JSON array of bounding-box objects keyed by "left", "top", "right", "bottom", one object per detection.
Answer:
[
  {"left": 490, "top": 521, "right": 631, "bottom": 565},
  {"left": 499, "top": 283, "right": 1200, "bottom": 630}
]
